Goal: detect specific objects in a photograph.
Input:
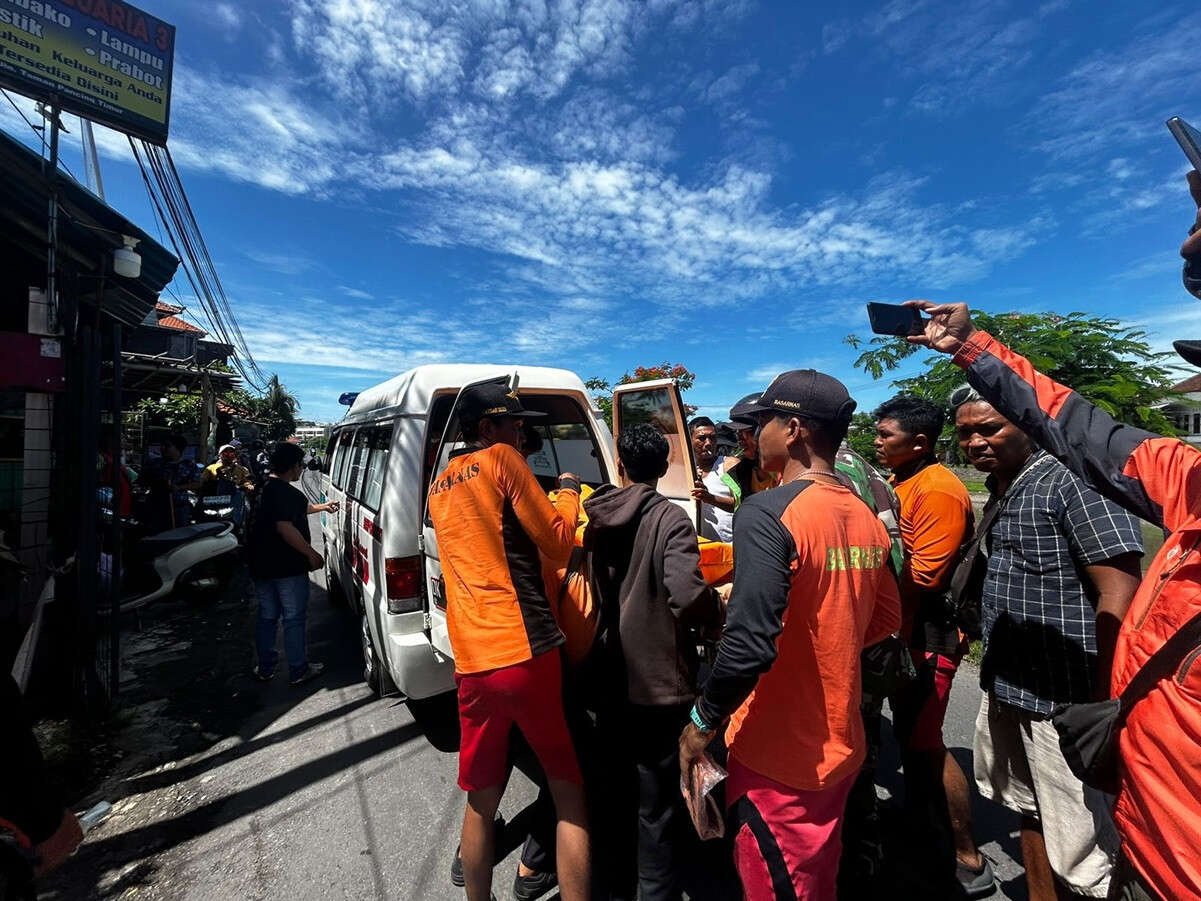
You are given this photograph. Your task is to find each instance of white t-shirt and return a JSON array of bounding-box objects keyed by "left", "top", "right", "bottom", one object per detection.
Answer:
[{"left": 699, "top": 456, "right": 735, "bottom": 542}]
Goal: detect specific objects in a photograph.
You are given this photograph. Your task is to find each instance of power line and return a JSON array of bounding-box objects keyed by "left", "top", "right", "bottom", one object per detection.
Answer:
[{"left": 127, "top": 136, "right": 266, "bottom": 391}]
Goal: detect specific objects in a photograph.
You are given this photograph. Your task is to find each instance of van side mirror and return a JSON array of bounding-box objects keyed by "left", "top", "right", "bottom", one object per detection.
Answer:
[{"left": 307, "top": 457, "right": 322, "bottom": 471}]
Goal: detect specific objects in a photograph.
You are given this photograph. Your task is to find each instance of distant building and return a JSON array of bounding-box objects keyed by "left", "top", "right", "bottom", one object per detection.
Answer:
[
  {"left": 294, "top": 421, "right": 332, "bottom": 443},
  {"left": 1164, "top": 374, "right": 1201, "bottom": 446}
]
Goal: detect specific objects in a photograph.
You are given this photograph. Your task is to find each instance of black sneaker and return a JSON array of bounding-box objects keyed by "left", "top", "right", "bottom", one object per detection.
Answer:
[
  {"left": 956, "top": 857, "right": 996, "bottom": 898},
  {"left": 290, "top": 662, "right": 325, "bottom": 685},
  {"left": 450, "top": 816, "right": 507, "bottom": 888},
  {"left": 253, "top": 665, "right": 274, "bottom": 682},
  {"left": 513, "top": 869, "right": 557, "bottom": 901}
]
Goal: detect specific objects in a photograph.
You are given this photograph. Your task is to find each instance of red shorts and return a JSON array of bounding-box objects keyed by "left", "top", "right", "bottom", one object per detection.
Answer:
[
  {"left": 455, "top": 650, "right": 582, "bottom": 792},
  {"left": 727, "top": 756, "right": 855, "bottom": 900},
  {"left": 892, "top": 651, "right": 960, "bottom": 752}
]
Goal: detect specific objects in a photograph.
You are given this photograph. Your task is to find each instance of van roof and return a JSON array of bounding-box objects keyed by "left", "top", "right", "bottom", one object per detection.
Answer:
[{"left": 341, "top": 364, "right": 593, "bottom": 424}]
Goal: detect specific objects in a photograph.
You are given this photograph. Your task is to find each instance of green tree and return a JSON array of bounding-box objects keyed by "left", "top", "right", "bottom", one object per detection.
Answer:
[
  {"left": 261, "top": 374, "right": 299, "bottom": 441},
  {"left": 133, "top": 372, "right": 301, "bottom": 441},
  {"left": 845, "top": 412, "right": 879, "bottom": 463},
  {"left": 586, "top": 363, "right": 698, "bottom": 429},
  {"left": 846, "top": 311, "right": 1179, "bottom": 437},
  {"left": 133, "top": 392, "right": 206, "bottom": 433}
]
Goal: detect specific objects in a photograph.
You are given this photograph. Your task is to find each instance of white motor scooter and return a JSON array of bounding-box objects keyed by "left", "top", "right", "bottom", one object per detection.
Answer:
[{"left": 108, "top": 521, "right": 239, "bottom": 614}]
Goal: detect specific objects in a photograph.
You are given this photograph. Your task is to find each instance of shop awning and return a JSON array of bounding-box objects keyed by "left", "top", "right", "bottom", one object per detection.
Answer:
[{"left": 0, "top": 129, "right": 178, "bottom": 326}]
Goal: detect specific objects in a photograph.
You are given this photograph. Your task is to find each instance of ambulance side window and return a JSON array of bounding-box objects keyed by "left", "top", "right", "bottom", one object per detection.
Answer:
[
  {"left": 322, "top": 435, "right": 337, "bottom": 475},
  {"left": 361, "top": 425, "right": 393, "bottom": 511},
  {"left": 332, "top": 430, "right": 354, "bottom": 489},
  {"left": 346, "top": 429, "right": 372, "bottom": 500}
]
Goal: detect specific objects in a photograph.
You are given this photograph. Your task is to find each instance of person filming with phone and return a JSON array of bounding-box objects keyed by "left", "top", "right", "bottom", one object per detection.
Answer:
[{"left": 895, "top": 170, "right": 1201, "bottom": 901}]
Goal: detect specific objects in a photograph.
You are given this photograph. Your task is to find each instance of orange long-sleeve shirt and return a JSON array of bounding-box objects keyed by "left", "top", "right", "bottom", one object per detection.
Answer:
[
  {"left": 429, "top": 442, "right": 580, "bottom": 674},
  {"left": 698, "top": 480, "right": 902, "bottom": 791}
]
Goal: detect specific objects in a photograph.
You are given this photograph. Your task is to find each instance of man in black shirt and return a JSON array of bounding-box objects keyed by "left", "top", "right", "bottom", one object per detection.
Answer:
[{"left": 249, "top": 442, "right": 338, "bottom": 685}]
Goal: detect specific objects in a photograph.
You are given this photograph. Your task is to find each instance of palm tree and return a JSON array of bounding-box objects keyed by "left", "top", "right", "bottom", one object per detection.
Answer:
[{"left": 263, "top": 374, "right": 298, "bottom": 440}]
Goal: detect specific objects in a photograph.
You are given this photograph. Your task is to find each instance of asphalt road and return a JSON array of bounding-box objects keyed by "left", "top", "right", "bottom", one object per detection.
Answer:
[{"left": 54, "top": 513, "right": 1028, "bottom": 900}]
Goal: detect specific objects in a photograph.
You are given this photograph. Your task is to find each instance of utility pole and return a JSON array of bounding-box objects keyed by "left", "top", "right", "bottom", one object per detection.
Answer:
[
  {"left": 80, "top": 118, "right": 105, "bottom": 200},
  {"left": 38, "top": 99, "right": 67, "bottom": 334}
]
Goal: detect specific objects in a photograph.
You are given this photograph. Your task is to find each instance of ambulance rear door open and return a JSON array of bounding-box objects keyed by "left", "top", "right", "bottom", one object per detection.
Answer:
[{"left": 611, "top": 378, "right": 699, "bottom": 531}]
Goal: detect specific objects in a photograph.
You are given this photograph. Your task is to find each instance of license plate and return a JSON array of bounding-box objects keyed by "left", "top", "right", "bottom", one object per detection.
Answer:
[{"left": 206, "top": 495, "right": 232, "bottom": 505}]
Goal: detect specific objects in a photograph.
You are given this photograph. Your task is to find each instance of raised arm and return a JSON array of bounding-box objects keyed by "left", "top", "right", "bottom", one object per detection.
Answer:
[
  {"left": 496, "top": 444, "right": 580, "bottom": 567},
  {"left": 907, "top": 301, "right": 1201, "bottom": 531}
]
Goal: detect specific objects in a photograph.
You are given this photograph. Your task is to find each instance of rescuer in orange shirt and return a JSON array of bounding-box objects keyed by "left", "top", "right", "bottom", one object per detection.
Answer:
[
  {"left": 873, "top": 394, "right": 991, "bottom": 897},
  {"left": 679, "top": 369, "right": 901, "bottom": 899},
  {"left": 428, "top": 382, "right": 588, "bottom": 901}
]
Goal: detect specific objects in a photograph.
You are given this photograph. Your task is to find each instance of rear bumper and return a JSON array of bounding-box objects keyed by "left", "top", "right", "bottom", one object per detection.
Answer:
[{"left": 385, "top": 629, "right": 456, "bottom": 699}]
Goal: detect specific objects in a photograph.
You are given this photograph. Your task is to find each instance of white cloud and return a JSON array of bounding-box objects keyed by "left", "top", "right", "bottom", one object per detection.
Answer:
[
  {"left": 145, "top": 0, "right": 1042, "bottom": 356},
  {"left": 338, "top": 286, "right": 374, "bottom": 300},
  {"left": 213, "top": 3, "right": 239, "bottom": 33},
  {"left": 1029, "top": 12, "right": 1201, "bottom": 162},
  {"left": 242, "top": 249, "right": 317, "bottom": 275},
  {"left": 165, "top": 65, "right": 352, "bottom": 195},
  {"left": 825, "top": 0, "right": 1056, "bottom": 115}
]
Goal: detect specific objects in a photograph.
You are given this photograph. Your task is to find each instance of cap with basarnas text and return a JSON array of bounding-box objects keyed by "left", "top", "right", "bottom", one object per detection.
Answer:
[
  {"left": 742, "top": 370, "right": 857, "bottom": 423},
  {"left": 458, "top": 382, "right": 547, "bottom": 422}
]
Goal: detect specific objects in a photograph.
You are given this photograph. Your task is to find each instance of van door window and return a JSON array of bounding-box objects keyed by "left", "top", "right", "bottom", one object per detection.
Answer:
[
  {"left": 361, "top": 425, "right": 393, "bottom": 511},
  {"left": 612, "top": 379, "right": 696, "bottom": 522},
  {"left": 346, "top": 429, "right": 372, "bottom": 500},
  {"left": 322, "top": 434, "right": 337, "bottom": 475},
  {"left": 332, "top": 430, "right": 354, "bottom": 489},
  {"left": 525, "top": 421, "right": 604, "bottom": 486}
]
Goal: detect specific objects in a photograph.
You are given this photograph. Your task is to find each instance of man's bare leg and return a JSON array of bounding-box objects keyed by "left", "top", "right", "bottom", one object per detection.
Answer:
[
  {"left": 943, "top": 750, "right": 983, "bottom": 869},
  {"left": 1020, "top": 815, "right": 1059, "bottom": 901},
  {"left": 547, "top": 778, "right": 590, "bottom": 901},
  {"left": 462, "top": 785, "right": 505, "bottom": 901}
]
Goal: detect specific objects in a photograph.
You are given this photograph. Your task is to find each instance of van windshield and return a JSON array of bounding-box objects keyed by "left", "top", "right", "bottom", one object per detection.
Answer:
[{"left": 424, "top": 392, "right": 608, "bottom": 498}]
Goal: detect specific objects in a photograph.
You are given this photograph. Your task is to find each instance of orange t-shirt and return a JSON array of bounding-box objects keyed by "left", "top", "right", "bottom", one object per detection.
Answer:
[
  {"left": 892, "top": 463, "right": 973, "bottom": 642},
  {"left": 700, "top": 480, "right": 901, "bottom": 791},
  {"left": 428, "top": 443, "right": 580, "bottom": 674}
]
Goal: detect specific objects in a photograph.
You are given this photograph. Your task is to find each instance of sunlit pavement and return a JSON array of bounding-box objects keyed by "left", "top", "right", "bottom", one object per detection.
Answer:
[{"left": 45, "top": 514, "right": 1025, "bottom": 900}]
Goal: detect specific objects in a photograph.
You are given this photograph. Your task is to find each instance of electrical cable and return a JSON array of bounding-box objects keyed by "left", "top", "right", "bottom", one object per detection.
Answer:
[
  {"left": 131, "top": 137, "right": 247, "bottom": 381},
  {"left": 128, "top": 136, "right": 265, "bottom": 390},
  {"left": 3, "top": 89, "right": 80, "bottom": 182}
]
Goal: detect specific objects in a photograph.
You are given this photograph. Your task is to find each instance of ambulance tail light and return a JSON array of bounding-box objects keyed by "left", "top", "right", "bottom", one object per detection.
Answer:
[{"left": 385, "top": 556, "right": 422, "bottom": 614}]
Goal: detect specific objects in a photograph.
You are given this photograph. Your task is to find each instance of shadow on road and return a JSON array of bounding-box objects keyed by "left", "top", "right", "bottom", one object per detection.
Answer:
[{"left": 39, "top": 553, "right": 417, "bottom": 900}]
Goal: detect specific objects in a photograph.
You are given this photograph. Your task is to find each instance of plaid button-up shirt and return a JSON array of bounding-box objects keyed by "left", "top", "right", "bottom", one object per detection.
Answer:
[{"left": 980, "top": 451, "right": 1144, "bottom": 715}]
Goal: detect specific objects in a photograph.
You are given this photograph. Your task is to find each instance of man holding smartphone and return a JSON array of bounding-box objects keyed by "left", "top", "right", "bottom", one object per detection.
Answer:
[{"left": 901, "top": 171, "right": 1201, "bottom": 901}]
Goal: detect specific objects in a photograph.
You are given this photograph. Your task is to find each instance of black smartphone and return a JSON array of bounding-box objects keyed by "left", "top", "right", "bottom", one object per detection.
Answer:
[
  {"left": 1167, "top": 117, "right": 1201, "bottom": 172},
  {"left": 866, "top": 302, "right": 926, "bottom": 337}
]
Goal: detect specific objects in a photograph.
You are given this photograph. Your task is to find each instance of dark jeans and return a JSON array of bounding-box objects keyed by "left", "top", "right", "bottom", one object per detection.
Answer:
[
  {"left": 254, "top": 574, "right": 310, "bottom": 680},
  {"left": 589, "top": 701, "right": 698, "bottom": 901}
]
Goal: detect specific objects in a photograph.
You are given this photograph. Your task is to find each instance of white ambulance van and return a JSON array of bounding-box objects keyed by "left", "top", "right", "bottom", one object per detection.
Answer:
[{"left": 318, "top": 365, "right": 696, "bottom": 742}]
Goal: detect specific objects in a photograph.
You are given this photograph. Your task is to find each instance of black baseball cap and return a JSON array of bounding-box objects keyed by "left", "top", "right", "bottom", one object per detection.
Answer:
[
  {"left": 1175, "top": 340, "right": 1201, "bottom": 367},
  {"left": 742, "top": 369, "right": 857, "bottom": 423},
  {"left": 458, "top": 382, "right": 546, "bottom": 421},
  {"left": 729, "top": 393, "right": 762, "bottom": 428}
]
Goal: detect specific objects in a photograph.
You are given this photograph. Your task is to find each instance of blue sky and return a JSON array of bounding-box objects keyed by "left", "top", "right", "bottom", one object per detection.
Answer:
[{"left": 4, "top": 0, "right": 1200, "bottom": 424}]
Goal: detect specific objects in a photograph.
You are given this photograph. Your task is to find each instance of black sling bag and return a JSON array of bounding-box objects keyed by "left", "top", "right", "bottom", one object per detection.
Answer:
[
  {"left": 1051, "top": 609, "right": 1201, "bottom": 795},
  {"left": 946, "top": 453, "right": 1057, "bottom": 642}
]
